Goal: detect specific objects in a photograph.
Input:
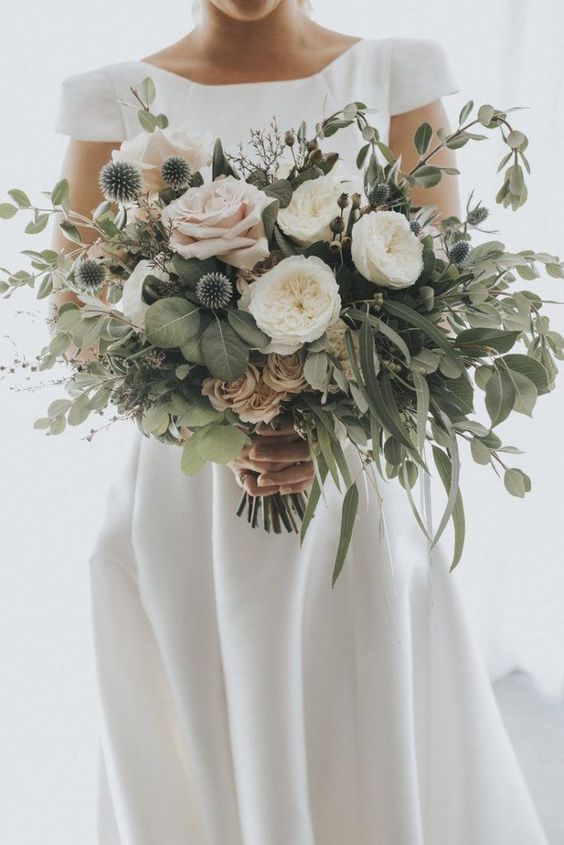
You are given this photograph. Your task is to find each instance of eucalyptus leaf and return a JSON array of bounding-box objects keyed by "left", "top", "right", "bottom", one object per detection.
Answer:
[
  {"left": 145, "top": 297, "right": 201, "bottom": 348},
  {"left": 197, "top": 423, "right": 249, "bottom": 464},
  {"left": 201, "top": 319, "right": 249, "bottom": 381},
  {"left": 227, "top": 310, "right": 269, "bottom": 348},
  {"left": 332, "top": 482, "right": 359, "bottom": 587},
  {"left": 485, "top": 369, "right": 515, "bottom": 427}
]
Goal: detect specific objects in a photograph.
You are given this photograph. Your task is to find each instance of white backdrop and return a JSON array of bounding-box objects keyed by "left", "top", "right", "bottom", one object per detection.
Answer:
[{"left": 1, "top": 1, "right": 563, "bottom": 843}]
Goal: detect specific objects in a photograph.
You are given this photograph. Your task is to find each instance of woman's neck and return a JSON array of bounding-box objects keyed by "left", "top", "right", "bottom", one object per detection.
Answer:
[{"left": 194, "top": 1, "right": 309, "bottom": 72}]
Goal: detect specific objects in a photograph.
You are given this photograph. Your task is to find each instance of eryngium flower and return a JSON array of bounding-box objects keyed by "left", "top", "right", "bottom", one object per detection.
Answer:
[
  {"left": 368, "top": 183, "right": 391, "bottom": 206},
  {"left": 99, "top": 160, "right": 142, "bottom": 203},
  {"left": 467, "top": 204, "right": 489, "bottom": 226},
  {"left": 74, "top": 258, "right": 106, "bottom": 292},
  {"left": 195, "top": 272, "right": 233, "bottom": 309},
  {"left": 449, "top": 240, "right": 471, "bottom": 265},
  {"left": 161, "top": 156, "right": 191, "bottom": 191}
]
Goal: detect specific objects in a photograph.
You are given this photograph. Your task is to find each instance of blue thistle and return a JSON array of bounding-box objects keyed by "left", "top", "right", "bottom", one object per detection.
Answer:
[
  {"left": 161, "top": 156, "right": 192, "bottom": 191},
  {"left": 449, "top": 240, "right": 471, "bottom": 265},
  {"left": 369, "top": 183, "right": 391, "bottom": 206},
  {"left": 74, "top": 259, "right": 106, "bottom": 292},
  {"left": 467, "top": 204, "right": 489, "bottom": 226},
  {"left": 195, "top": 272, "right": 233, "bottom": 309},
  {"left": 99, "top": 161, "right": 142, "bottom": 203}
]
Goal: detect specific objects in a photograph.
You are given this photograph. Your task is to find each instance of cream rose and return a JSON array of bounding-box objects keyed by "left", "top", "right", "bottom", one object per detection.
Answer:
[
  {"left": 246, "top": 255, "right": 342, "bottom": 355},
  {"left": 351, "top": 210, "right": 424, "bottom": 288},
  {"left": 263, "top": 352, "right": 308, "bottom": 394},
  {"left": 202, "top": 364, "right": 284, "bottom": 424},
  {"left": 121, "top": 259, "right": 170, "bottom": 328},
  {"left": 161, "top": 176, "right": 272, "bottom": 270},
  {"left": 112, "top": 127, "right": 213, "bottom": 193},
  {"left": 277, "top": 174, "right": 351, "bottom": 246}
]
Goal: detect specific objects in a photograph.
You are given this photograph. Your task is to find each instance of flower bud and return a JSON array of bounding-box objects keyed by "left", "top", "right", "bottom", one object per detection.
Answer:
[
  {"left": 351, "top": 192, "right": 362, "bottom": 208},
  {"left": 341, "top": 235, "right": 352, "bottom": 250},
  {"left": 337, "top": 192, "right": 349, "bottom": 210},
  {"left": 308, "top": 148, "right": 323, "bottom": 165},
  {"left": 307, "top": 139, "right": 319, "bottom": 152},
  {"left": 284, "top": 130, "right": 295, "bottom": 147},
  {"left": 330, "top": 216, "right": 345, "bottom": 235},
  {"left": 372, "top": 292, "right": 384, "bottom": 309},
  {"left": 325, "top": 152, "right": 339, "bottom": 168},
  {"left": 329, "top": 240, "right": 342, "bottom": 253}
]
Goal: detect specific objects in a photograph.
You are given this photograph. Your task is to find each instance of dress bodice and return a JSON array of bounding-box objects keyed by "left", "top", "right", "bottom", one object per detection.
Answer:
[{"left": 54, "top": 37, "right": 459, "bottom": 161}]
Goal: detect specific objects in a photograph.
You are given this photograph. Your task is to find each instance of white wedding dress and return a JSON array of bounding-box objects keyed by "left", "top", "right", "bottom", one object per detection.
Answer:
[{"left": 56, "top": 38, "right": 549, "bottom": 845}]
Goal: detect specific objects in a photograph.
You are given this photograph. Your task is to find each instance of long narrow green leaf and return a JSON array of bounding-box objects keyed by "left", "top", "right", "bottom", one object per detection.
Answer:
[
  {"left": 331, "top": 437, "right": 353, "bottom": 488},
  {"left": 380, "top": 373, "right": 428, "bottom": 470},
  {"left": 358, "top": 318, "right": 420, "bottom": 460},
  {"left": 300, "top": 454, "right": 328, "bottom": 544},
  {"left": 315, "top": 422, "right": 341, "bottom": 491},
  {"left": 383, "top": 299, "right": 461, "bottom": 370},
  {"left": 401, "top": 465, "right": 432, "bottom": 541},
  {"left": 432, "top": 446, "right": 466, "bottom": 570},
  {"left": 411, "top": 370, "right": 430, "bottom": 452},
  {"left": 332, "top": 482, "right": 359, "bottom": 587},
  {"left": 347, "top": 307, "right": 411, "bottom": 363},
  {"left": 429, "top": 406, "right": 462, "bottom": 553}
]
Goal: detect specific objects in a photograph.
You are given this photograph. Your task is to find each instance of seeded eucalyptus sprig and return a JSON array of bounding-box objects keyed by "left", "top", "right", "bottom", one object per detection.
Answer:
[{"left": 400, "top": 101, "right": 530, "bottom": 210}]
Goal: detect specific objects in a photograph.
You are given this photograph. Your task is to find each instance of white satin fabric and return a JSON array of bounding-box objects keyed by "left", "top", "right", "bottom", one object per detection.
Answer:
[{"left": 56, "top": 38, "right": 549, "bottom": 844}]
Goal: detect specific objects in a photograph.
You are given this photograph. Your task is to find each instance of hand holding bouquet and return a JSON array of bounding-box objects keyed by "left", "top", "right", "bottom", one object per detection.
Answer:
[{"left": 2, "top": 79, "right": 563, "bottom": 584}]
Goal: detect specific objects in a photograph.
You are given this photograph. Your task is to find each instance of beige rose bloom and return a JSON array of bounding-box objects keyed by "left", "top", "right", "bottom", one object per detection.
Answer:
[
  {"left": 263, "top": 353, "right": 308, "bottom": 395},
  {"left": 112, "top": 127, "right": 213, "bottom": 193},
  {"left": 326, "top": 319, "right": 359, "bottom": 382},
  {"left": 202, "top": 363, "right": 284, "bottom": 424},
  {"left": 161, "top": 175, "right": 272, "bottom": 270}
]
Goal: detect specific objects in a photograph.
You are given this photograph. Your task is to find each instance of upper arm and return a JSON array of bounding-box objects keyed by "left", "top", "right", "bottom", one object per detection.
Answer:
[
  {"left": 51, "top": 138, "right": 120, "bottom": 254},
  {"left": 389, "top": 98, "right": 460, "bottom": 220},
  {"left": 50, "top": 139, "right": 120, "bottom": 309}
]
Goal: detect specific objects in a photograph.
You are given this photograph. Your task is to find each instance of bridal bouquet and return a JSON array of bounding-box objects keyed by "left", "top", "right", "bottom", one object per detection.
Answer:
[{"left": 2, "top": 79, "right": 563, "bottom": 583}]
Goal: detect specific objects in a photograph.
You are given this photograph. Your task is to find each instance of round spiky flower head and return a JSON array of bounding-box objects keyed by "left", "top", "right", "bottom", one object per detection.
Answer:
[
  {"left": 410, "top": 220, "right": 422, "bottom": 237},
  {"left": 74, "top": 258, "right": 106, "bottom": 292},
  {"left": 449, "top": 240, "right": 471, "bottom": 265},
  {"left": 467, "top": 204, "right": 489, "bottom": 226},
  {"left": 195, "top": 272, "right": 233, "bottom": 310},
  {"left": 368, "top": 182, "right": 391, "bottom": 206},
  {"left": 99, "top": 160, "right": 142, "bottom": 203},
  {"left": 161, "top": 156, "right": 192, "bottom": 191}
]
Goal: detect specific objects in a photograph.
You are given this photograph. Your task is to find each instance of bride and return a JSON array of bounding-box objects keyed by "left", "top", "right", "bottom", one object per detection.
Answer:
[{"left": 53, "top": 1, "right": 549, "bottom": 842}]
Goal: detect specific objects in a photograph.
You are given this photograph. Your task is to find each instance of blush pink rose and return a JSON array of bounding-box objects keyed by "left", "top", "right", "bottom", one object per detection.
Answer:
[
  {"left": 112, "top": 127, "right": 213, "bottom": 193},
  {"left": 161, "top": 176, "right": 272, "bottom": 270}
]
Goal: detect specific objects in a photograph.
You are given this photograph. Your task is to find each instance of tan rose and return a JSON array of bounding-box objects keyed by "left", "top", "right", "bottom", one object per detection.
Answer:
[
  {"left": 112, "top": 127, "right": 213, "bottom": 193},
  {"left": 161, "top": 175, "right": 272, "bottom": 270},
  {"left": 262, "top": 353, "right": 308, "bottom": 395},
  {"left": 202, "top": 363, "right": 284, "bottom": 424}
]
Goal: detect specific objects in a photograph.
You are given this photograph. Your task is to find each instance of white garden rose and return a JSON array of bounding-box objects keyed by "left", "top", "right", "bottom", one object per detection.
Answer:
[
  {"left": 112, "top": 127, "right": 213, "bottom": 193},
  {"left": 277, "top": 174, "right": 352, "bottom": 246},
  {"left": 246, "top": 255, "right": 342, "bottom": 355},
  {"left": 121, "top": 259, "right": 169, "bottom": 328},
  {"left": 351, "top": 210, "right": 424, "bottom": 288},
  {"left": 161, "top": 176, "right": 272, "bottom": 270}
]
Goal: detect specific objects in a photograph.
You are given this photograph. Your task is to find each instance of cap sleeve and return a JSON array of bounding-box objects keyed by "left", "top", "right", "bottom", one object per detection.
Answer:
[
  {"left": 388, "top": 38, "right": 459, "bottom": 116},
  {"left": 54, "top": 68, "right": 126, "bottom": 142}
]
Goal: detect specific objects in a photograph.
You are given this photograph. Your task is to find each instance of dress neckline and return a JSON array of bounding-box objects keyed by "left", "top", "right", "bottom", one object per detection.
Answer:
[{"left": 136, "top": 38, "right": 366, "bottom": 90}]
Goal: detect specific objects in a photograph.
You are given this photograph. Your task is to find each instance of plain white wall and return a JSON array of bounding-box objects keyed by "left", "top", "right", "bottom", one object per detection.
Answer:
[{"left": 1, "top": 1, "right": 563, "bottom": 843}]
